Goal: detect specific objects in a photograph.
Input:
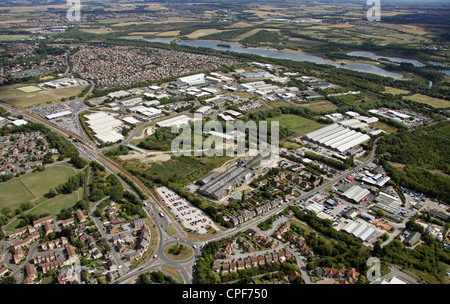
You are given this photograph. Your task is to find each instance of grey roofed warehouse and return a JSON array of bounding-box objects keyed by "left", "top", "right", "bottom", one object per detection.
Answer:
[{"left": 197, "top": 164, "right": 252, "bottom": 201}]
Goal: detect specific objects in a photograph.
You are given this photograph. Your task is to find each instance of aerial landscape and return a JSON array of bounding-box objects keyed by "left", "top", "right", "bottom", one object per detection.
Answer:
[{"left": 0, "top": 0, "right": 448, "bottom": 295}]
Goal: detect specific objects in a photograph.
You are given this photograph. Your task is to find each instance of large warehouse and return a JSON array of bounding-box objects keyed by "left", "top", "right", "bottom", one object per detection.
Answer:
[
  {"left": 341, "top": 220, "right": 378, "bottom": 243},
  {"left": 84, "top": 112, "right": 124, "bottom": 144},
  {"left": 341, "top": 185, "right": 371, "bottom": 203},
  {"left": 197, "top": 164, "right": 252, "bottom": 201},
  {"left": 156, "top": 115, "right": 200, "bottom": 128},
  {"left": 304, "top": 124, "right": 371, "bottom": 153},
  {"left": 176, "top": 73, "right": 206, "bottom": 86}
]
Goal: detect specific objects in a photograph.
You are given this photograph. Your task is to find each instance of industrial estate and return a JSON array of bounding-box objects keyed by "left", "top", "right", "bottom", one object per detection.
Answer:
[{"left": 0, "top": 0, "right": 449, "bottom": 291}]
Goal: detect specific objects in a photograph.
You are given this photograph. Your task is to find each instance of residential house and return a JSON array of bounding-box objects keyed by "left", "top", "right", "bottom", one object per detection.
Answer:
[
  {"left": 0, "top": 266, "right": 9, "bottom": 278},
  {"left": 211, "top": 260, "right": 221, "bottom": 273},
  {"left": 61, "top": 218, "right": 75, "bottom": 228},
  {"left": 244, "top": 258, "right": 251, "bottom": 269},
  {"left": 222, "top": 263, "right": 230, "bottom": 274},
  {"left": 108, "top": 225, "right": 118, "bottom": 235},
  {"left": 13, "top": 248, "right": 24, "bottom": 264},
  {"left": 237, "top": 260, "right": 245, "bottom": 271},
  {"left": 57, "top": 267, "right": 76, "bottom": 284},
  {"left": 229, "top": 261, "right": 237, "bottom": 272},
  {"left": 41, "top": 261, "right": 65, "bottom": 274},
  {"left": 66, "top": 245, "right": 77, "bottom": 264},
  {"left": 75, "top": 209, "right": 86, "bottom": 223},
  {"left": 251, "top": 257, "right": 259, "bottom": 268},
  {"left": 43, "top": 221, "right": 53, "bottom": 235},
  {"left": 32, "top": 216, "right": 53, "bottom": 229},
  {"left": 258, "top": 255, "right": 266, "bottom": 266},
  {"left": 133, "top": 218, "right": 146, "bottom": 229},
  {"left": 33, "top": 252, "right": 58, "bottom": 264}
]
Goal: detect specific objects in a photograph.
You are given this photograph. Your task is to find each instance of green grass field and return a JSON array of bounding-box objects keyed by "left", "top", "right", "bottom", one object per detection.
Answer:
[
  {"left": 0, "top": 179, "right": 35, "bottom": 209},
  {"left": 297, "top": 100, "right": 338, "bottom": 113},
  {"left": 266, "top": 114, "right": 324, "bottom": 136},
  {"left": 16, "top": 85, "right": 43, "bottom": 93},
  {"left": 0, "top": 83, "right": 87, "bottom": 108},
  {"left": 403, "top": 94, "right": 450, "bottom": 109},
  {"left": 27, "top": 188, "right": 83, "bottom": 218},
  {"left": 3, "top": 188, "right": 83, "bottom": 232},
  {"left": 0, "top": 163, "right": 79, "bottom": 209}
]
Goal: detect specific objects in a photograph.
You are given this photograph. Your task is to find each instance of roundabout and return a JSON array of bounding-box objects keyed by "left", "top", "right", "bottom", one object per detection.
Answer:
[{"left": 163, "top": 243, "right": 195, "bottom": 262}]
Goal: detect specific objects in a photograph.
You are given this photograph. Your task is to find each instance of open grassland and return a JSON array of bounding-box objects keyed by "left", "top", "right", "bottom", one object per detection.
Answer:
[
  {"left": 297, "top": 100, "right": 338, "bottom": 113},
  {"left": 79, "top": 27, "right": 114, "bottom": 34},
  {"left": 0, "top": 179, "right": 34, "bottom": 210},
  {"left": 0, "top": 35, "right": 30, "bottom": 41},
  {"left": 118, "top": 154, "right": 231, "bottom": 186},
  {"left": 0, "top": 84, "right": 87, "bottom": 108},
  {"left": 403, "top": 94, "right": 450, "bottom": 109},
  {"left": 0, "top": 163, "right": 79, "bottom": 210},
  {"left": 266, "top": 114, "right": 323, "bottom": 136},
  {"left": 3, "top": 188, "right": 83, "bottom": 232},
  {"left": 371, "top": 121, "right": 398, "bottom": 134},
  {"left": 384, "top": 86, "right": 410, "bottom": 95},
  {"left": 27, "top": 188, "right": 83, "bottom": 218}
]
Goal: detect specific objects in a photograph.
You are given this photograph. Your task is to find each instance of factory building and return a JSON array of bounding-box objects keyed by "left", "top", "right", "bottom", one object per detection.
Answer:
[
  {"left": 84, "top": 112, "right": 124, "bottom": 144},
  {"left": 338, "top": 119, "right": 369, "bottom": 130},
  {"left": 172, "top": 73, "right": 206, "bottom": 86},
  {"left": 305, "top": 202, "right": 325, "bottom": 214},
  {"left": 341, "top": 220, "right": 378, "bottom": 243},
  {"left": 304, "top": 124, "right": 371, "bottom": 153},
  {"left": 120, "top": 97, "right": 143, "bottom": 107},
  {"left": 107, "top": 90, "right": 131, "bottom": 99},
  {"left": 197, "top": 165, "right": 252, "bottom": 201},
  {"left": 341, "top": 185, "right": 371, "bottom": 203},
  {"left": 156, "top": 115, "right": 199, "bottom": 128},
  {"left": 46, "top": 111, "right": 72, "bottom": 120},
  {"left": 128, "top": 106, "right": 162, "bottom": 118},
  {"left": 195, "top": 106, "right": 212, "bottom": 115}
]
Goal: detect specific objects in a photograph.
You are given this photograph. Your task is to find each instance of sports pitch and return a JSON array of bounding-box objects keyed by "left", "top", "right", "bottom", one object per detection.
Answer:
[
  {"left": 0, "top": 83, "right": 87, "bottom": 108},
  {"left": 16, "top": 85, "right": 42, "bottom": 93}
]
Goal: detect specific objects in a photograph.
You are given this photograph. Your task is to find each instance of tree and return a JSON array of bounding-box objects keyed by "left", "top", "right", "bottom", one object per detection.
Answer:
[{"left": 70, "top": 156, "right": 88, "bottom": 169}]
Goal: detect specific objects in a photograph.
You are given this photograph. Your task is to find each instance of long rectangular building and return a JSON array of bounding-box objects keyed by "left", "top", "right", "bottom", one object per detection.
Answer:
[
  {"left": 197, "top": 165, "right": 252, "bottom": 201},
  {"left": 156, "top": 115, "right": 199, "bottom": 128},
  {"left": 84, "top": 112, "right": 124, "bottom": 144},
  {"left": 305, "top": 124, "right": 371, "bottom": 153},
  {"left": 342, "top": 220, "right": 377, "bottom": 243}
]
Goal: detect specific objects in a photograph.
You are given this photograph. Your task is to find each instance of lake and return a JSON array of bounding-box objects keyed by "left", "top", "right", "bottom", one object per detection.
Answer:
[
  {"left": 347, "top": 51, "right": 425, "bottom": 68},
  {"left": 126, "top": 37, "right": 404, "bottom": 79}
]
